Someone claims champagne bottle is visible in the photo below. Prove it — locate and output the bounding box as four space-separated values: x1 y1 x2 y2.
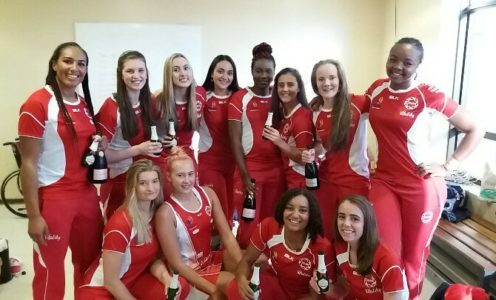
90 150 108 183
82 134 100 167
249 263 261 300
150 125 163 156
167 119 177 148
167 271 179 300
241 179 256 222
262 111 273 140
316 251 329 293
305 146 319 190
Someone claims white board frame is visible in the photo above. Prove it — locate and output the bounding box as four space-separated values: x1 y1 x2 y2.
75 22 203 111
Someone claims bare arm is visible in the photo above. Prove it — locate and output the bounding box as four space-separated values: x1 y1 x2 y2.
383 291 407 300
105 141 162 164
103 251 137 300
419 108 485 177
155 204 217 296
235 244 262 300
228 120 255 194
19 136 48 245
263 127 303 163
447 108 485 161
205 187 242 264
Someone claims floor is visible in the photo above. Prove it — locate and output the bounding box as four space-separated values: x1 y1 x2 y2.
0 204 437 299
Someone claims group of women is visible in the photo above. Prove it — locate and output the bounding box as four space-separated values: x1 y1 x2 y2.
17 37 484 300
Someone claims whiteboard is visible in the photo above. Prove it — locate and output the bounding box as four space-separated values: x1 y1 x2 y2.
75 23 203 112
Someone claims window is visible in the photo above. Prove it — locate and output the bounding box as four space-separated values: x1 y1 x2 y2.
451 0 496 179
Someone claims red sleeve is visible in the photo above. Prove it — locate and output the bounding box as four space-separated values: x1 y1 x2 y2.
292 108 315 149
421 84 459 118
376 244 406 293
364 78 388 101
249 217 278 252
351 94 369 114
228 89 245 122
102 210 132 253
18 88 50 139
95 97 118 140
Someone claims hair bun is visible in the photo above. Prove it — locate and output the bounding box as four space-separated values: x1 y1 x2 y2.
169 146 186 157
252 42 272 57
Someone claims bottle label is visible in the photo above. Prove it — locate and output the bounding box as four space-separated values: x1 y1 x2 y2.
84 154 95 166
170 138 177 147
317 277 329 290
306 178 318 187
93 169 108 181
242 208 255 219
252 290 260 300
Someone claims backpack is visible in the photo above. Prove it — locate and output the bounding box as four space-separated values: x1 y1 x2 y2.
442 183 470 223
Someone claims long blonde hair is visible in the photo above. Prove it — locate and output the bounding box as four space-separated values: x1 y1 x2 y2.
124 159 164 244
156 53 198 133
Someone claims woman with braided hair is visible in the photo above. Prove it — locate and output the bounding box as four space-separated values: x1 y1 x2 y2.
228 42 285 247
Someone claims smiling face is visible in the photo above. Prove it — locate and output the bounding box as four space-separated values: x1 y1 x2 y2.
168 158 195 195
212 60 234 95
135 170 160 203
315 63 339 101
252 58 275 92
386 43 422 90
283 195 310 233
122 58 147 93
52 46 87 94
172 56 192 88
277 72 299 106
337 200 364 248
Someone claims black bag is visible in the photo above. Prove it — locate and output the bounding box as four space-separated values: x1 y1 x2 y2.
0 238 12 284
442 183 470 223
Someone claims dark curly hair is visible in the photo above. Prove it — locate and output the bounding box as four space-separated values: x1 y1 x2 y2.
251 42 276 71
274 188 323 242
395 37 424 63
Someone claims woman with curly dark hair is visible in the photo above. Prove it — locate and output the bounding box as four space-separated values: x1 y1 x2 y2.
229 188 333 300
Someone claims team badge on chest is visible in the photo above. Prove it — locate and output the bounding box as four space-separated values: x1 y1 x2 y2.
404 97 419 110
298 257 311 271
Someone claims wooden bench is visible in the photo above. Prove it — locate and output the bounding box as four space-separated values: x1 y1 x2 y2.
430 216 496 292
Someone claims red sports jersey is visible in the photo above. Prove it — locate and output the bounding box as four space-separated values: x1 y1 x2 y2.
365 79 459 180
228 88 281 172
96 96 148 178
165 186 216 271
313 94 369 188
250 217 335 299
278 104 314 187
80 208 159 290
18 86 96 194
97 96 147 147
198 91 234 163
333 241 408 300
